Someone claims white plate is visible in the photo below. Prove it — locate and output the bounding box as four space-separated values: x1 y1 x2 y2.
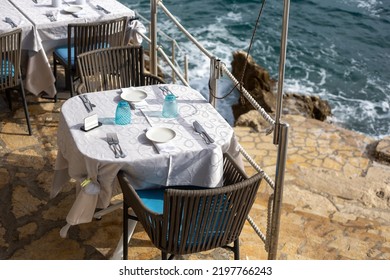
121 88 148 103
146 127 176 143
63 6 83 14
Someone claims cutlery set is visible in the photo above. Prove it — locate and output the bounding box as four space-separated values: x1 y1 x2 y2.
45 11 57 22
4 17 17 28
193 121 214 144
159 86 178 98
96 5 111 14
79 95 95 113
107 133 126 158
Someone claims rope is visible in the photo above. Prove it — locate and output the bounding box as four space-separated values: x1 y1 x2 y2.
238 144 275 189
223 65 275 126
209 0 267 100
246 215 267 244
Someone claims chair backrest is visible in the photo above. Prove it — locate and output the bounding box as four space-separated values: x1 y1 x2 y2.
68 16 128 76
161 156 263 255
0 29 22 90
77 45 164 92
118 154 263 257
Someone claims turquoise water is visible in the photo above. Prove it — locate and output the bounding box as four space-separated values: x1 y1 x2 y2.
120 0 390 137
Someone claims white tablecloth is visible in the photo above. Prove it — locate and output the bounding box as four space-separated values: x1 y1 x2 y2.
52 84 242 225
0 1 37 51
7 0 137 96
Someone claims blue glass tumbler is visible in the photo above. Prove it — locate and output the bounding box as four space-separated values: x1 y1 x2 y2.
115 101 131 125
162 93 178 118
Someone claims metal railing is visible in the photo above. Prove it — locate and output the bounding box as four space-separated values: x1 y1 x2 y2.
148 0 290 260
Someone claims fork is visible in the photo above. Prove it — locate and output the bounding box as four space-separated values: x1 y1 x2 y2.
158 86 179 98
107 134 119 158
111 133 126 158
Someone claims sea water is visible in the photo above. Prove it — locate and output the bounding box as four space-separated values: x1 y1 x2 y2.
120 0 390 138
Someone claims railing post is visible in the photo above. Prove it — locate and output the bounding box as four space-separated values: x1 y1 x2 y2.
273 0 290 145
150 0 158 76
184 54 189 83
268 122 288 260
209 57 222 107
171 40 176 83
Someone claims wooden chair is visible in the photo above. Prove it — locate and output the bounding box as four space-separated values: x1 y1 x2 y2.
52 16 128 99
77 45 164 93
117 154 264 260
0 29 32 135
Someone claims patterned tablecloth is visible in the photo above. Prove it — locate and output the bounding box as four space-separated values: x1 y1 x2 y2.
52 84 242 225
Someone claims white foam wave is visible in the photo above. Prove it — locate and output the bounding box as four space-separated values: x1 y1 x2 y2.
348 0 384 16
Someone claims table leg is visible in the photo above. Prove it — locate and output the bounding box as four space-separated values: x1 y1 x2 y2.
93 201 123 219
60 223 71 238
111 209 137 260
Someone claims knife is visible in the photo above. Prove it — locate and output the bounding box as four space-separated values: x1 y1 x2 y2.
96 5 111 14
193 121 215 143
79 95 91 113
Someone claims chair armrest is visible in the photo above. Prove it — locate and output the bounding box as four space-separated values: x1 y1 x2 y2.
144 73 165 85
76 83 86 95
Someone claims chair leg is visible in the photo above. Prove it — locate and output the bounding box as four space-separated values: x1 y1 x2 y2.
19 83 32 135
233 239 240 260
5 89 12 110
53 55 58 103
161 251 167 260
123 205 129 260
69 75 74 97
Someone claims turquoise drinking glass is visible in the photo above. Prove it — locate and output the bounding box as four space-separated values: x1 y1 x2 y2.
115 101 131 125
162 93 178 118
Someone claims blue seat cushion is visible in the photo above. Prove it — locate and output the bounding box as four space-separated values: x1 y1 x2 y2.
1 60 15 79
54 45 76 67
136 189 165 214
136 185 205 215
54 43 110 68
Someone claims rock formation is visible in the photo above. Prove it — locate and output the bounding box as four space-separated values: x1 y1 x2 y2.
230 50 332 124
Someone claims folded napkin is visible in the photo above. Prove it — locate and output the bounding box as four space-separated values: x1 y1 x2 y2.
130 100 148 109
153 141 176 154
74 11 88 18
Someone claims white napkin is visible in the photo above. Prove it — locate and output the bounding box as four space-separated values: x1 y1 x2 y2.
153 141 176 154
130 100 147 109
74 11 88 18
129 20 147 45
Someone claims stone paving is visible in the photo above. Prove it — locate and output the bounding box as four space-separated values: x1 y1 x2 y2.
1 91 389 260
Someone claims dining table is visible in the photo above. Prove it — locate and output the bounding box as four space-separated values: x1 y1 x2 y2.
51 84 243 258
6 0 138 97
